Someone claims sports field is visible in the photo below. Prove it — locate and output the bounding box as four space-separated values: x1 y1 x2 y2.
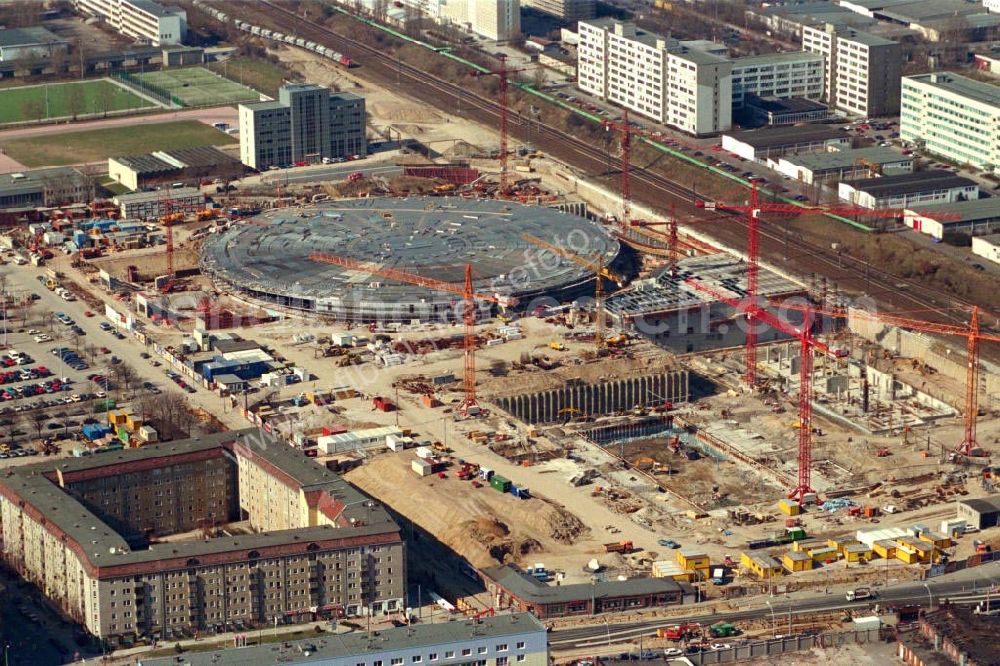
132 67 261 106
0 120 238 167
0 80 153 124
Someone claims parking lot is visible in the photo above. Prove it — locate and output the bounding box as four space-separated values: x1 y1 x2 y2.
0 262 192 463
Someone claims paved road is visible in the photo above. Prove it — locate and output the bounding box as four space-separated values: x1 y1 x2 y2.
550 562 1000 649
254 162 402 185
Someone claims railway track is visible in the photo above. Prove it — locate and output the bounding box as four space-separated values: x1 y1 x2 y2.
223 0 975 327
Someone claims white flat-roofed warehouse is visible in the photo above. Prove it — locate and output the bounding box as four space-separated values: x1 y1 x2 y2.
972 233 1000 265
722 126 850 162
774 146 913 185
904 198 1000 240
838 170 979 209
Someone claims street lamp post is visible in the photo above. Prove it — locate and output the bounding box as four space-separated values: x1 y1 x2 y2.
923 582 934 611
765 600 776 638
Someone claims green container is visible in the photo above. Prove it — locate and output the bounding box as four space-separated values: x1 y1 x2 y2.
93 399 117 412
117 425 129 444
490 474 511 492
786 527 806 541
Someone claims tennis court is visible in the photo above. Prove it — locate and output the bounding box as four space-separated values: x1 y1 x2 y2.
132 67 261 107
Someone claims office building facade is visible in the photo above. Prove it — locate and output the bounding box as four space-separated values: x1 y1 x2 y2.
901 72 1000 171
0 430 405 646
730 51 824 110
239 84 367 170
522 0 594 21
802 23 901 117
75 0 187 46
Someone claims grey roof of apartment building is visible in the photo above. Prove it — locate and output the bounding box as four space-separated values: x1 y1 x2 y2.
0 26 67 48
904 197 1000 222
0 429 397 572
240 99 288 112
731 51 824 68
906 72 1000 108
726 125 848 149
129 0 183 18
834 27 897 47
670 46 729 65
843 170 977 197
483 565 685 604
136 613 546 666
783 147 912 171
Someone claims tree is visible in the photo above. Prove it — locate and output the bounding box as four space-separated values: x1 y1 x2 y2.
30 410 46 441
83 342 97 362
114 362 136 396
65 83 86 120
95 82 116 117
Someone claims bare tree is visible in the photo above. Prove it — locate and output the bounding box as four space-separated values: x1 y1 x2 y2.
83 342 97 362
65 83 86 120
30 410 46 441
96 82 117 117
69 329 80 351
115 362 137 396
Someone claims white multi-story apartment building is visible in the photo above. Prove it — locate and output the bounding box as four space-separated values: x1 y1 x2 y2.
75 0 186 46
730 51 824 110
470 0 520 41
901 72 1000 171
987 0 1000 13
802 23 901 117
578 19 731 135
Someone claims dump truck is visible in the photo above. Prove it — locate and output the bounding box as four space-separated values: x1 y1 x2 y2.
603 540 633 553
548 341 566 351
846 587 874 602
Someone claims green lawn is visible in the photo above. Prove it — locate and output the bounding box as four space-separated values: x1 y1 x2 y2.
208 57 288 98
0 120 237 167
132 66 261 106
0 80 153 124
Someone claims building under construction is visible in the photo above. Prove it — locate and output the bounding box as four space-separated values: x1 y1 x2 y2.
200 197 620 322
604 254 808 354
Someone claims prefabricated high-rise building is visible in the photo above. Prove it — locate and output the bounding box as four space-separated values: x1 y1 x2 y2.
238 84 366 170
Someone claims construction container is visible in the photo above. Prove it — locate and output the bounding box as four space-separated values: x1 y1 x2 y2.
421 394 441 408
107 410 130 427
778 499 801 516
138 425 158 443
415 446 434 459
411 459 433 477
431 373 455 385
490 475 511 493
510 485 530 499
785 527 806 541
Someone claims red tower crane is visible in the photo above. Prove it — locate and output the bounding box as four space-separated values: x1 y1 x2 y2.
472 56 531 195
688 278 847 503
601 108 642 228
629 204 681 275
695 183 958 388
772 300 1000 456
158 192 182 293
308 252 515 414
